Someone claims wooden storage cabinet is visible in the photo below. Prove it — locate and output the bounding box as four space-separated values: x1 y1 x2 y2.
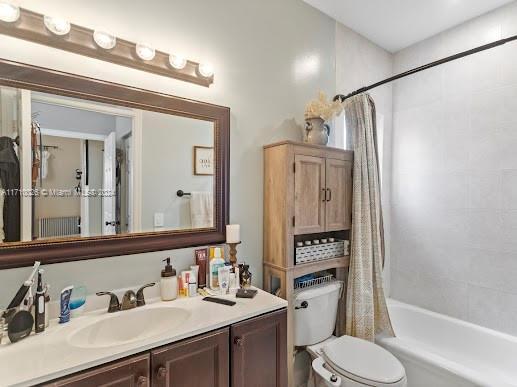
263 141 353 271
44 353 150 387
294 154 352 234
231 309 287 387
151 328 229 387
263 141 353 387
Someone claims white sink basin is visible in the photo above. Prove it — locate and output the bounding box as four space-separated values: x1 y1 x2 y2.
68 307 191 348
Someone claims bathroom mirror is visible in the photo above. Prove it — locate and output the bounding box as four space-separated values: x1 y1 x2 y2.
0 59 229 268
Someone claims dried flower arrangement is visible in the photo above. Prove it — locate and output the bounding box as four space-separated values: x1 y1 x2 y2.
304 91 343 121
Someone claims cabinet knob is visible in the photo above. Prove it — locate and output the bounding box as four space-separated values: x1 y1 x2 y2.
234 336 244 347
157 366 167 378
136 376 148 387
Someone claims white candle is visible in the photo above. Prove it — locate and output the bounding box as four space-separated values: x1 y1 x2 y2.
226 224 240 243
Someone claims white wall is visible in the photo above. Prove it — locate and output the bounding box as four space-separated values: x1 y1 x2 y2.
390 2 517 336
335 23 394 292
140 112 213 231
0 0 336 306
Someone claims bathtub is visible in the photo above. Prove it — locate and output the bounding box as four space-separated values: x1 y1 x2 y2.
377 299 517 387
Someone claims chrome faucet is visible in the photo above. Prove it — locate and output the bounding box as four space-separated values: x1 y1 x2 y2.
121 290 137 310
97 283 156 313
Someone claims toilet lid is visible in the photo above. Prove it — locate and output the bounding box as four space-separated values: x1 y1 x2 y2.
321 335 405 385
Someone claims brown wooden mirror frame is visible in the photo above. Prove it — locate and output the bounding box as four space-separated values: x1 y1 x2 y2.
0 58 229 269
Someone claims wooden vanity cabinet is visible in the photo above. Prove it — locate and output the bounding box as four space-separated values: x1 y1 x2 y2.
231 309 287 387
150 328 229 387
44 353 150 387
44 309 286 387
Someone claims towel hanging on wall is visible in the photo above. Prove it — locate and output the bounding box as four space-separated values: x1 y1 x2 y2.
190 191 213 229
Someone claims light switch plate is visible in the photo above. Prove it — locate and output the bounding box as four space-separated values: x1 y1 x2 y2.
154 212 164 227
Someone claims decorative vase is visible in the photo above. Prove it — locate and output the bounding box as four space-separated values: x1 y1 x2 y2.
304 117 330 146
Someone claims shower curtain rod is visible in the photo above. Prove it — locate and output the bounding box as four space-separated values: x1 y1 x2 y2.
333 33 517 102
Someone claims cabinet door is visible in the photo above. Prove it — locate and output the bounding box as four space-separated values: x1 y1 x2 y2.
294 154 326 234
151 328 229 387
44 354 150 387
325 158 352 231
231 309 287 387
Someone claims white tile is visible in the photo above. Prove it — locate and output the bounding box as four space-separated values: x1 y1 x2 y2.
468 285 504 331
468 121 502 171
500 293 517 336
469 87 506 131
466 210 503 250
468 250 508 292
497 123 517 169
500 210 517 254
390 268 422 305
434 172 468 210
469 47 505 93
500 44 517 87
501 85 517 124
418 274 469 320
467 171 502 209
500 1 517 38
421 245 470 283
502 170 517 209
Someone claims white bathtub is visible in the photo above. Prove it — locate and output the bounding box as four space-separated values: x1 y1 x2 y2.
377 299 517 387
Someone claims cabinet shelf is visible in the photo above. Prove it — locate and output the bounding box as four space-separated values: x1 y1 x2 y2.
292 256 350 278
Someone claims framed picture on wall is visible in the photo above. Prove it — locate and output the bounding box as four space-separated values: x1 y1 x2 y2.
193 146 214 175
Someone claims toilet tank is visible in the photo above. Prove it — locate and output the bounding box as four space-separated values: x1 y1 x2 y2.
294 282 342 346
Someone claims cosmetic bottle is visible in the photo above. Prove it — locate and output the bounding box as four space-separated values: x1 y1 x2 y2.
188 271 197 297
218 266 230 295
209 247 225 290
34 269 45 333
160 257 177 301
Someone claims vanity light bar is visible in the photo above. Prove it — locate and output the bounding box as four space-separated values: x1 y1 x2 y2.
0 5 214 87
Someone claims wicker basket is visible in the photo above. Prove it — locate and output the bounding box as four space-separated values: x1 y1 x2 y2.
295 239 349 265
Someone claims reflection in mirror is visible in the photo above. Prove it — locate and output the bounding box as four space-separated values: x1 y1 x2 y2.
0 86 215 245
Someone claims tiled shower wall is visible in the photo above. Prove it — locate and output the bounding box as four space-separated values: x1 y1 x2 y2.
390 2 517 336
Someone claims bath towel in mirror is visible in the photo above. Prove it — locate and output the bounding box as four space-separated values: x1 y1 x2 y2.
190 191 213 228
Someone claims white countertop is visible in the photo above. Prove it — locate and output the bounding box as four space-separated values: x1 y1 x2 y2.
0 288 287 387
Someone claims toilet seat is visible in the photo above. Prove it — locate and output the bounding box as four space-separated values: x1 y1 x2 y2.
320 335 406 387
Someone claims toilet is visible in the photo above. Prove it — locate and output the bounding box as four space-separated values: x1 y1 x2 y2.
294 282 407 387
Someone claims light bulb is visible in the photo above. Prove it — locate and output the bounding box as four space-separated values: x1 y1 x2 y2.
93 30 116 50
169 54 187 70
44 15 71 35
0 2 20 23
135 43 155 61
198 63 214 78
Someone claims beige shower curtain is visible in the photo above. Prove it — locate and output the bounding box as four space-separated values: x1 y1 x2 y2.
343 93 394 341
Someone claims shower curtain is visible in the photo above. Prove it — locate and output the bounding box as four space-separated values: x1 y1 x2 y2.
343 93 394 341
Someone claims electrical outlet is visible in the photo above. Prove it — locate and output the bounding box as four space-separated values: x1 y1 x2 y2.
154 212 164 227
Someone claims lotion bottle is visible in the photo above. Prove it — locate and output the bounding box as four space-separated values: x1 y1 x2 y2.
209 247 225 290
160 258 178 301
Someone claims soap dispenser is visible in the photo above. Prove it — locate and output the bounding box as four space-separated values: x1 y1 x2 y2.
161 258 178 301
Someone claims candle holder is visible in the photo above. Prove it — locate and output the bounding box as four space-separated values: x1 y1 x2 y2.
226 241 241 268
